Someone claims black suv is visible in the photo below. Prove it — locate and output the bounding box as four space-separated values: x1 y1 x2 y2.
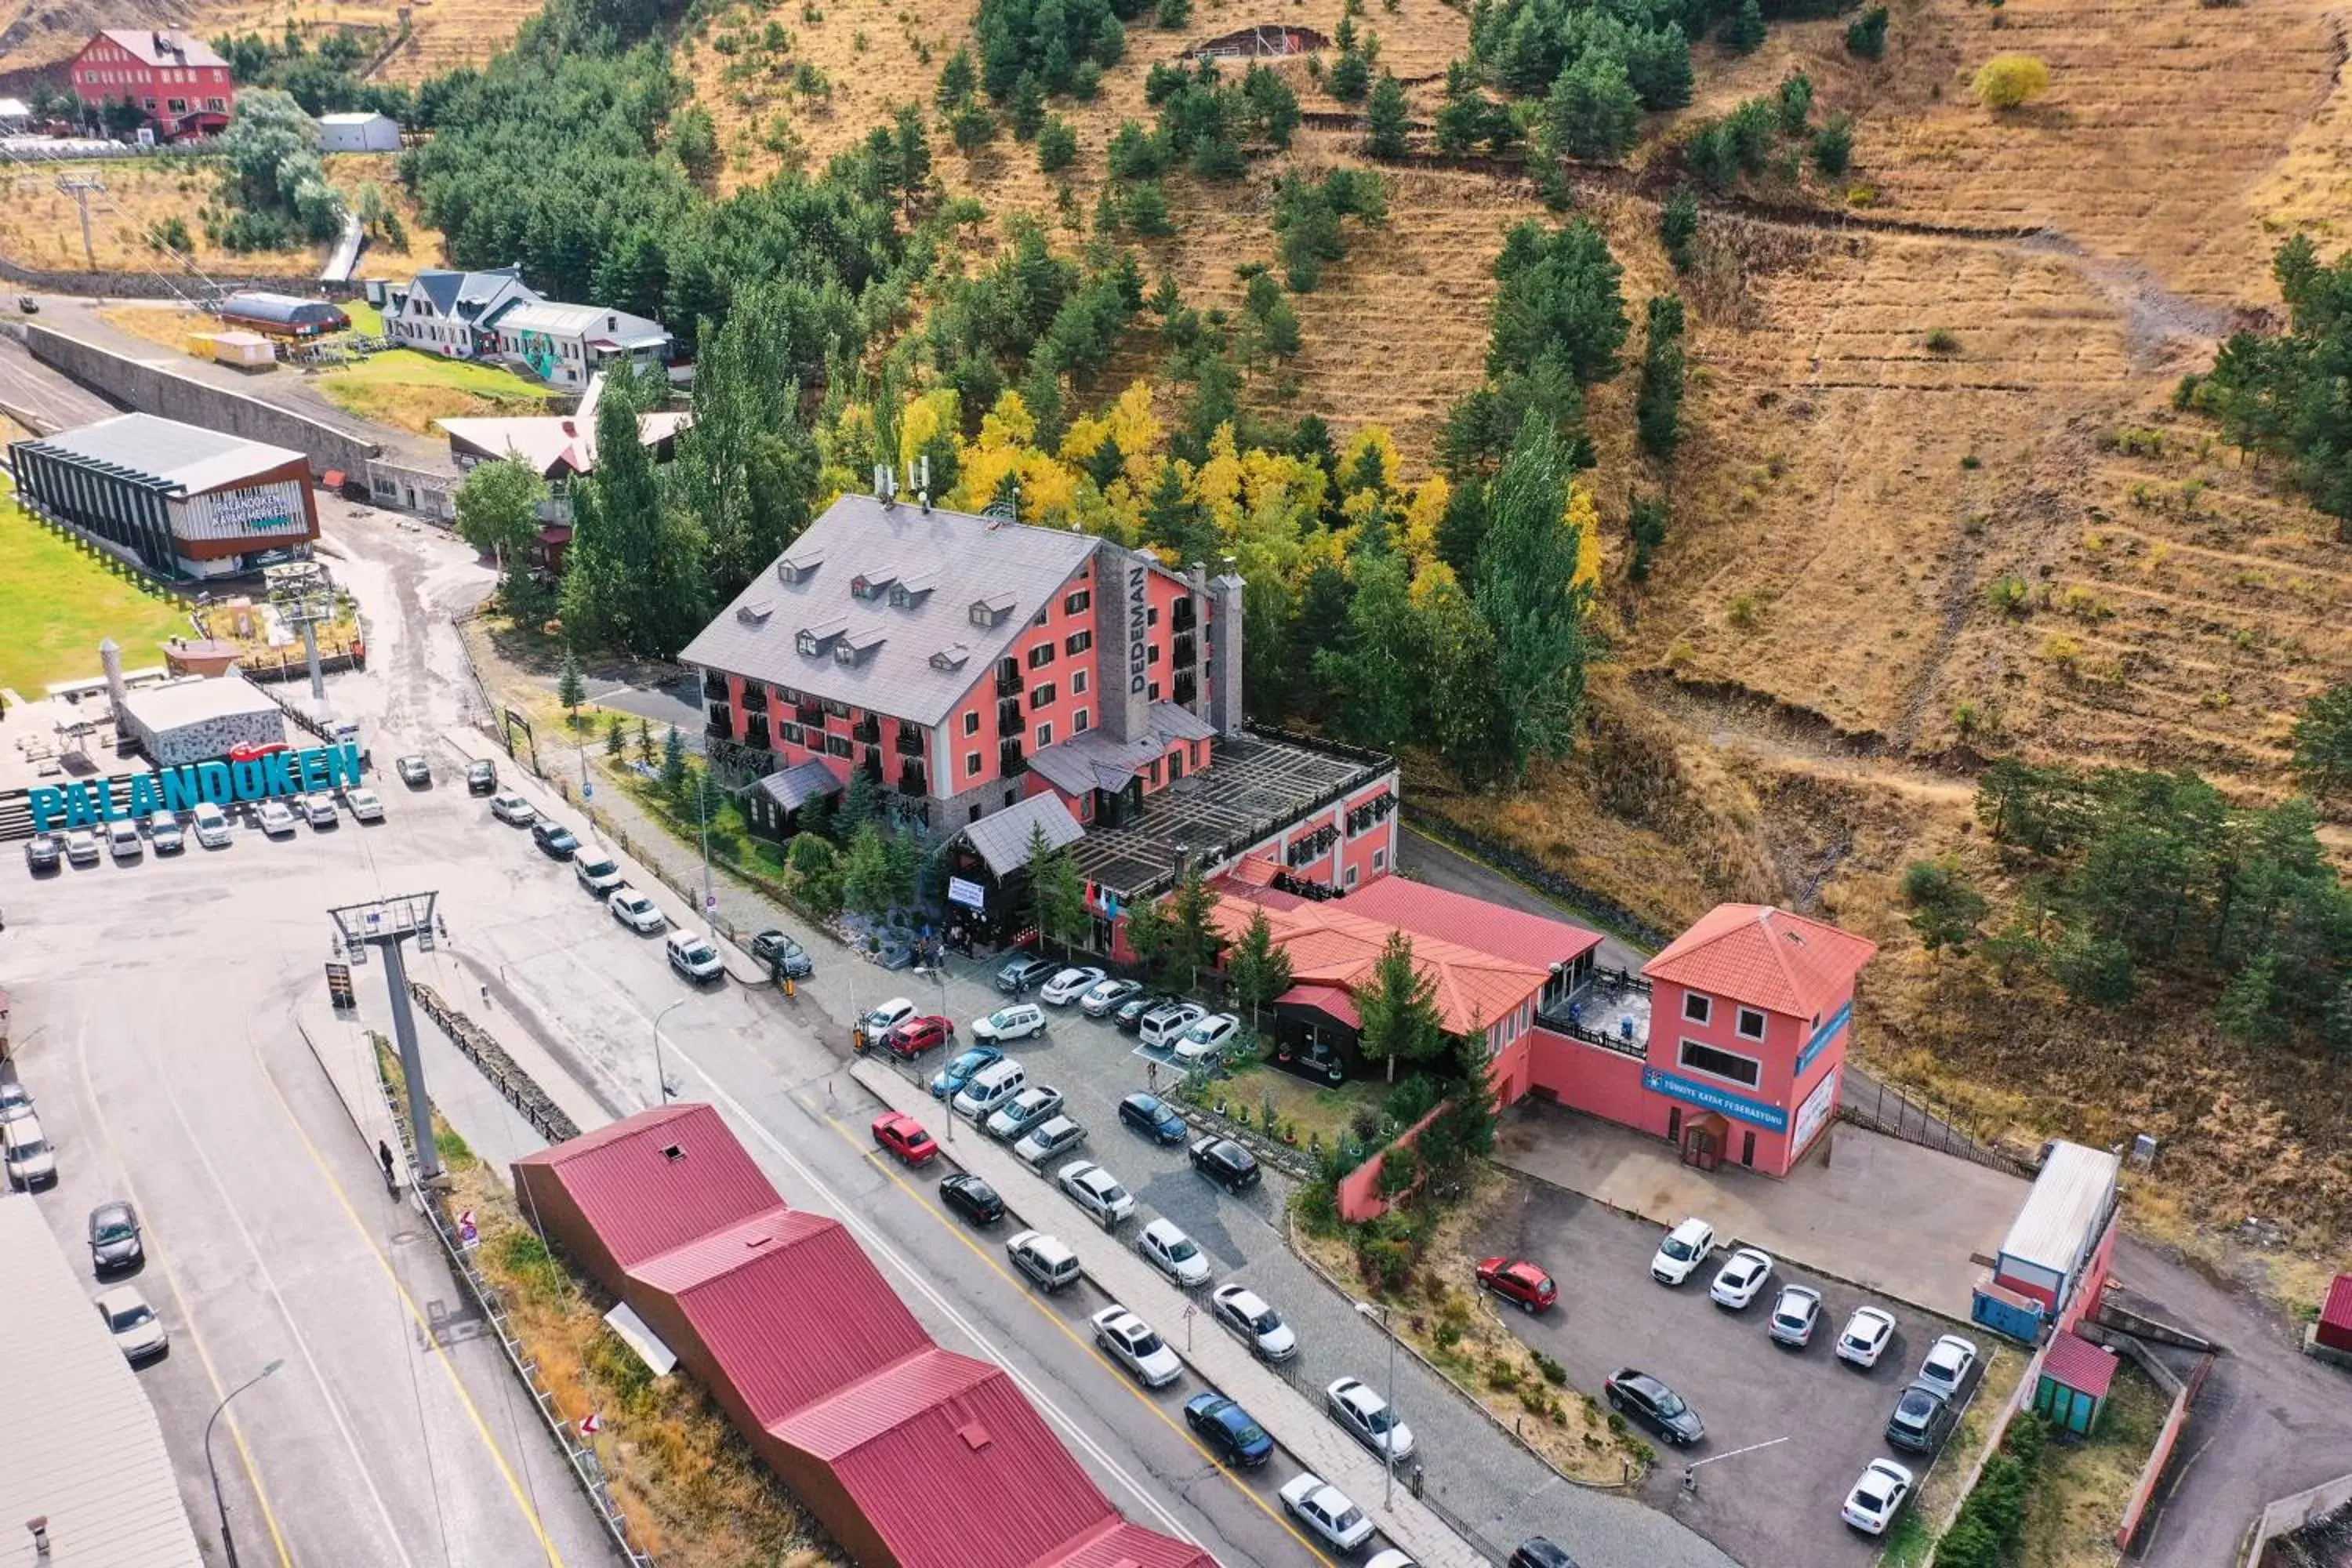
466 759 499 796
531 819 579 859
1885 1381 1955 1455
1604 1368 1704 1446
1189 1135 1261 1193
996 954 1058 995
750 929 815 978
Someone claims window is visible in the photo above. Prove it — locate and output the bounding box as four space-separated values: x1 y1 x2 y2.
1028 643 1055 670
1073 709 1090 734
1029 682 1055 710
1065 589 1091 615
1065 630 1092 655
1682 993 1712 1025
1679 1040 1762 1089
1736 1007 1767 1041
963 711 980 736
1072 669 1088 695
1035 722 1054 749
966 753 982 778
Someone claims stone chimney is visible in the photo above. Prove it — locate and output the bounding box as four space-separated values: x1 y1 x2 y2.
1208 558 1245 737
100 638 127 720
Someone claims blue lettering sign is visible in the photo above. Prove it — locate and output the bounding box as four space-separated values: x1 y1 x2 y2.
1795 1000 1852 1080
1642 1066 1790 1132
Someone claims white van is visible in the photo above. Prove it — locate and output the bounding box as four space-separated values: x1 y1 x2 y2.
953 1059 1028 1123
106 819 143 862
191 802 232 848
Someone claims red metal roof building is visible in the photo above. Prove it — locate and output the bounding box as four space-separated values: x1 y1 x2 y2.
514 1106 1213 1568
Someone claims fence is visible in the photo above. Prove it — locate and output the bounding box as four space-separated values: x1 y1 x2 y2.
1836 1073 2042 1180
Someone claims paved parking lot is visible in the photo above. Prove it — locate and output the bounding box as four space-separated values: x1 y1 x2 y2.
1465 1174 2008 1568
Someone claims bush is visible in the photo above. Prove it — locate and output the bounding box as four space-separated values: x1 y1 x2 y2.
1973 54 2050 111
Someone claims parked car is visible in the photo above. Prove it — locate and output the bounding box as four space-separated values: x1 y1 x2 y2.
1139 1001 1208 1050
489 791 536 826
871 1112 939 1166
1136 1218 1212 1287
972 1003 1047 1044
931 1046 1003 1101
96 1286 167 1363
1841 1458 1915 1536
1113 993 1174 1033
89 1201 143 1272
1476 1257 1559 1313
255 802 297 838
1092 1305 1183 1388
300 793 339 829
862 998 918 1038
1014 1116 1085 1169
531 819 579 858
665 930 724 982
1768 1284 1823 1347
996 954 1059 994
1118 1092 1189 1145
574 853 624 895
24 833 61 872
1189 1136 1260 1193
1171 1012 1240 1065
1604 1368 1704 1446
1080 977 1145 1017
5 1114 58 1189
940 1173 1005 1226
885 1015 955 1058
1058 1160 1136 1229
1199 1286 1297 1370
1327 1375 1416 1461
750 929 814 978
1884 1381 1955 1455
1836 1306 1897 1369
985 1085 1065 1143
1508 1541 1580 1568
466 759 498 795
1007 1230 1080 1292
191 803 232 848
1915 1334 1980 1402
609 888 666 934
1039 966 1106 1006
1710 1247 1774 1310
1278 1474 1375 1553
0 1082 34 1125
396 754 432 786
1185 1393 1273 1468
345 789 385 823
146 811 184 852
107 818 143 860
1650 1217 1717 1286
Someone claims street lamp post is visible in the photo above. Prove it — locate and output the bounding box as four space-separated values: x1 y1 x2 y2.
652 998 686 1105
1354 1298 1399 1507
205 1357 285 1568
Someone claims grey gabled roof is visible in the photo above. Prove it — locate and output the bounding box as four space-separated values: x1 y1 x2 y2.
960 792 1086 879
0 1200 203 1567
754 758 847 811
679 495 1102 730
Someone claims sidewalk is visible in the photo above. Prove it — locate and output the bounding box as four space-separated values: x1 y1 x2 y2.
854 1057 1494 1568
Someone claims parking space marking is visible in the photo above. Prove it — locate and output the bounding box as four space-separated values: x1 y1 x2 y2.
817 1112 1341 1563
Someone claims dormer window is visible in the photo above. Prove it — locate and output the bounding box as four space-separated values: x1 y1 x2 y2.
796 617 848 657
777 551 823 585
969 593 1017 627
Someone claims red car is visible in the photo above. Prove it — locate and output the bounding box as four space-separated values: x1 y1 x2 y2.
885 1014 956 1058
872 1112 939 1166
1477 1257 1559 1313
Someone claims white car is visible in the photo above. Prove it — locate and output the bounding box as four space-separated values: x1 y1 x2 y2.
1651 1216 1716 1285
1841 1457 1915 1535
1768 1283 1823 1347
574 852 624 894
1014 1115 1085 1168
1056 1160 1136 1229
608 887 667 933
146 810 183 852
345 788 385 822
302 793 339 828
1710 1247 1773 1310
1136 1218 1212 1287
489 791 536 826
96 1286 167 1363
1836 1305 1897 1369
191 802 231 848
64 828 101 865
1916 1334 1980 1401
1326 1375 1415 1461
1210 1283 1298 1361
1172 1012 1240 1065
256 801 298 837
1091 1305 1183 1388
1278 1473 1376 1553
972 1004 1047 1044
1039 966 1106 1006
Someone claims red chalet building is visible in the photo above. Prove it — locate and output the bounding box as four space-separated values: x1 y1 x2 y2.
67 30 233 140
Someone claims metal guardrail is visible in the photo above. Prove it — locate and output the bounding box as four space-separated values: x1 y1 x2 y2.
407 982 581 1144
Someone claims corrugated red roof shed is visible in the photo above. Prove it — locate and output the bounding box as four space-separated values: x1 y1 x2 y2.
1642 903 1878 1021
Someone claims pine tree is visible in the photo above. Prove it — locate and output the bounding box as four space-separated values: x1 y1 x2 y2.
1225 906 1294 1029
1472 415 1596 784
1353 930 1446 1080
558 648 586 726
1365 71 1410 159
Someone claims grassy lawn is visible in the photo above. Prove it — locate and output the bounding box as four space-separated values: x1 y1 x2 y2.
0 486 191 696
314 349 555 434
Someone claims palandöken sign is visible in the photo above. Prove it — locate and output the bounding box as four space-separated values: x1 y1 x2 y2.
30 742 365 832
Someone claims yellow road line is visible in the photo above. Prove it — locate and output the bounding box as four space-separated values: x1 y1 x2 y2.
811 1108 1332 1561
249 1036 568 1568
